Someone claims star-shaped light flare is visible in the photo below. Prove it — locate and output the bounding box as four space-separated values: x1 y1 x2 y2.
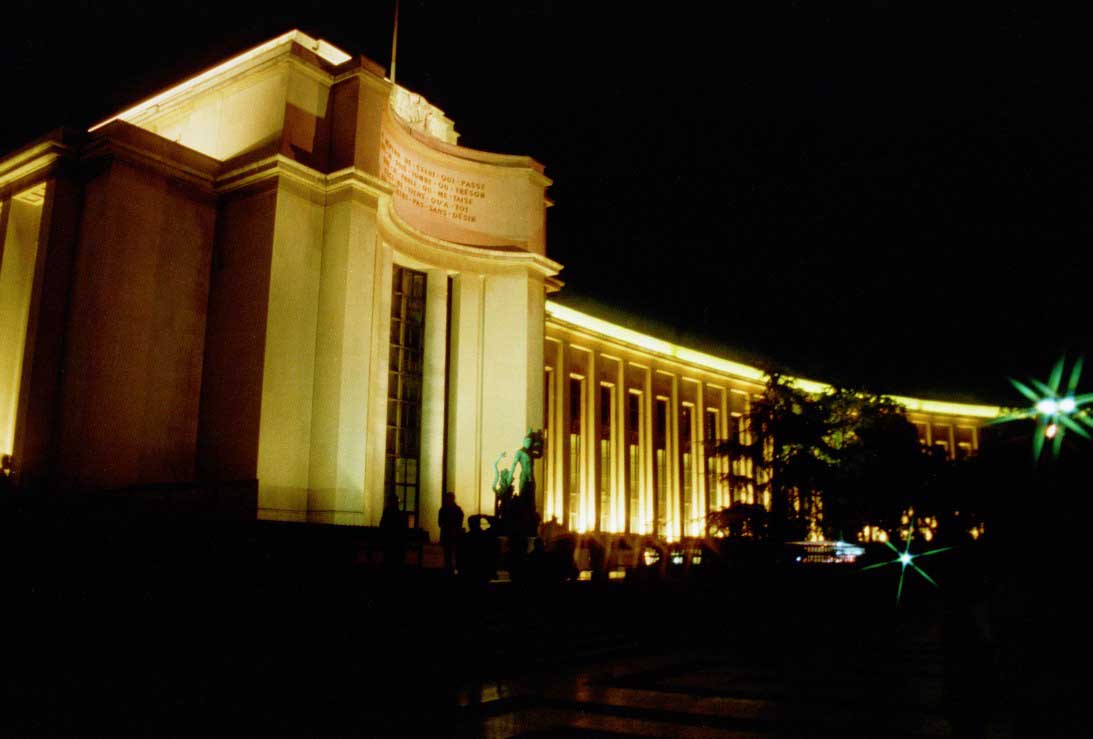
989 356 1093 460
862 529 952 604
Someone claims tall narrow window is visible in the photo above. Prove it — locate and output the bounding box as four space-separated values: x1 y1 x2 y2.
654 398 669 540
385 266 427 528
730 413 744 504
598 385 614 532
956 426 976 459
680 404 694 538
729 390 753 505
543 369 553 520
705 408 720 513
932 424 953 460
626 392 643 534
568 377 583 530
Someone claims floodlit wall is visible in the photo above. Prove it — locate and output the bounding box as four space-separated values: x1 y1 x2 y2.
54 159 215 489
543 304 999 541
99 31 345 166
253 179 324 521
306 186 382 525
196 185 277 483
329 66 390 176
147 64 290 161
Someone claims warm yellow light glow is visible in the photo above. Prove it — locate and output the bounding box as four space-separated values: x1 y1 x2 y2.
860 525 895 544
890 395 1002 420
1 189 45 459
546 302 765 383
545 302 1004 421
89 31 352 132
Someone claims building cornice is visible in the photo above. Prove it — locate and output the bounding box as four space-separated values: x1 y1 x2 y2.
333 65 391 94
545 301 1004 421
324 167 392 207
88 31 346 132
379 197 562 278
0 134 72 199
82 122 218 195
216 153 320 195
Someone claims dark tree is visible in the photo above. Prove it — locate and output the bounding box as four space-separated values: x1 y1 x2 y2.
709 374 950 543
823 388 926 540
711 372 835 542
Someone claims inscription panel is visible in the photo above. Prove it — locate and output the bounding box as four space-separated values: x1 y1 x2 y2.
381 136 487 225
379 110 537 249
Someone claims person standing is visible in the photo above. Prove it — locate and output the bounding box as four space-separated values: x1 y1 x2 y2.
380 491 407 571
438 492 464 575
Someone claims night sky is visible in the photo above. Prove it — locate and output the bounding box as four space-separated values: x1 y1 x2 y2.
5 1 1091 405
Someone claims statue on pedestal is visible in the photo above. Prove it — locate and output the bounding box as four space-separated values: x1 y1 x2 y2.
491 429 544 539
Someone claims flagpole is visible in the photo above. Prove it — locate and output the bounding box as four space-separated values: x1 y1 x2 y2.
389 0 400 85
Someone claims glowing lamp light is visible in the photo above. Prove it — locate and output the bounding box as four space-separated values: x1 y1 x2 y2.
1036 399 1059 415
863 529 952 604
995 356 1093 460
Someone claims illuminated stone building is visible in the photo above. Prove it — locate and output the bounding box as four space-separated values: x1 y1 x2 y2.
0 32 999 542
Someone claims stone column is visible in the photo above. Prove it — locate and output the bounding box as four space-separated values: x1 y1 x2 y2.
446 273 485 515
418 268 449 540
255 180 324 521
307 189 379 525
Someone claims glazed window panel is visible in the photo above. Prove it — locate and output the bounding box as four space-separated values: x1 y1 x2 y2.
680 404 694 538
654 398 669 540
384 265 427 528
957 426 976 455
705 408 721 512
599 384 615 532
568 376 584 530
544 368 553 520
932 424 953 459
626 391 644 534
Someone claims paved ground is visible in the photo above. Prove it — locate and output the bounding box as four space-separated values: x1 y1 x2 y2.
3 515 1082 738
441 568 998 738
456 618 965 738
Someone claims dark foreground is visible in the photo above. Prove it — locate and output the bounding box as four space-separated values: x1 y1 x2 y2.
2 512 1085 738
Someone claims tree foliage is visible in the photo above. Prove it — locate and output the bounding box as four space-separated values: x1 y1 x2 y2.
709 372 955 542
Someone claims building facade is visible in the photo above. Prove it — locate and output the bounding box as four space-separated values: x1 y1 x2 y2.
0 32 999 541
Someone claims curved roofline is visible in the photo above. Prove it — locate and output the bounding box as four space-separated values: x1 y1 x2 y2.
389 101 547 176
545 301 1003 420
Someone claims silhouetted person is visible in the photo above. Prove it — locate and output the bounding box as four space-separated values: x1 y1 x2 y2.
380 491 407 571
462 515 498 584
540 515 561 544
438 492 464 575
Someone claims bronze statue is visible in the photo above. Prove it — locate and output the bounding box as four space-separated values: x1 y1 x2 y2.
490 429 544 538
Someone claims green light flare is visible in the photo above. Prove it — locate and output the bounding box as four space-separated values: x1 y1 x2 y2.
990 356 1093 461
862 529 952 604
